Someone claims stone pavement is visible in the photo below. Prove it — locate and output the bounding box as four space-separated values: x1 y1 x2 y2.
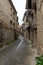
0 36 38 65
26 48 38 65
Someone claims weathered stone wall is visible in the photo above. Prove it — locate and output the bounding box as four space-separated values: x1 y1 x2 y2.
37 0 43 54
0 0 17 26
3 28 14 41
23 0 37 46
0 0 18 47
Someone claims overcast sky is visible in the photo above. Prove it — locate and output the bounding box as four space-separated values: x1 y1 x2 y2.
12 0 26 25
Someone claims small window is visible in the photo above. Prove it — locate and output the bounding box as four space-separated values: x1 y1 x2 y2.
0 23 1 27
13 23 15 26
33 2 36 11
32 13 34 19
16 17 18 22
26 19 28 22
0 23 1 25
10 20 12 25
26 0 31 9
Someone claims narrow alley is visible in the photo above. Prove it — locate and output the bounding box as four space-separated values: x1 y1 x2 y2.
0 0 43 65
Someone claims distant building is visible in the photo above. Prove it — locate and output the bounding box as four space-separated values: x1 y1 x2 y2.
23 0 37 45
0 0 18 47
23 11 31 40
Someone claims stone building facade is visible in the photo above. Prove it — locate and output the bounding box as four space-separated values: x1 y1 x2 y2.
23 0 37 45
0 0 18 47
23 0 43 54
23 11 31 40
37 0 43 54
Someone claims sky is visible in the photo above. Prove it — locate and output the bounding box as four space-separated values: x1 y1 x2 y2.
12 0 26 25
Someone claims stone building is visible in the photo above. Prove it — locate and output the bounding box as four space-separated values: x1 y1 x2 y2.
23 11 31 40
37 0 43 54
23 0 43 54
23 0 37 45
0 0 18 47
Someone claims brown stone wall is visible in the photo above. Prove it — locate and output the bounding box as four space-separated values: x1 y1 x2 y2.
37 0 43 54
3 28 14 42
0 0 18 47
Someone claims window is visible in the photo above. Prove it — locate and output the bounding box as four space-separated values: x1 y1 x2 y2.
0 23 1 28
11 7 12 16
26 19 28 22
33 2 36 11
17 17 18 21
26 0 31 9
13 23 15 26
10 20 12 25
32 13 34 19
